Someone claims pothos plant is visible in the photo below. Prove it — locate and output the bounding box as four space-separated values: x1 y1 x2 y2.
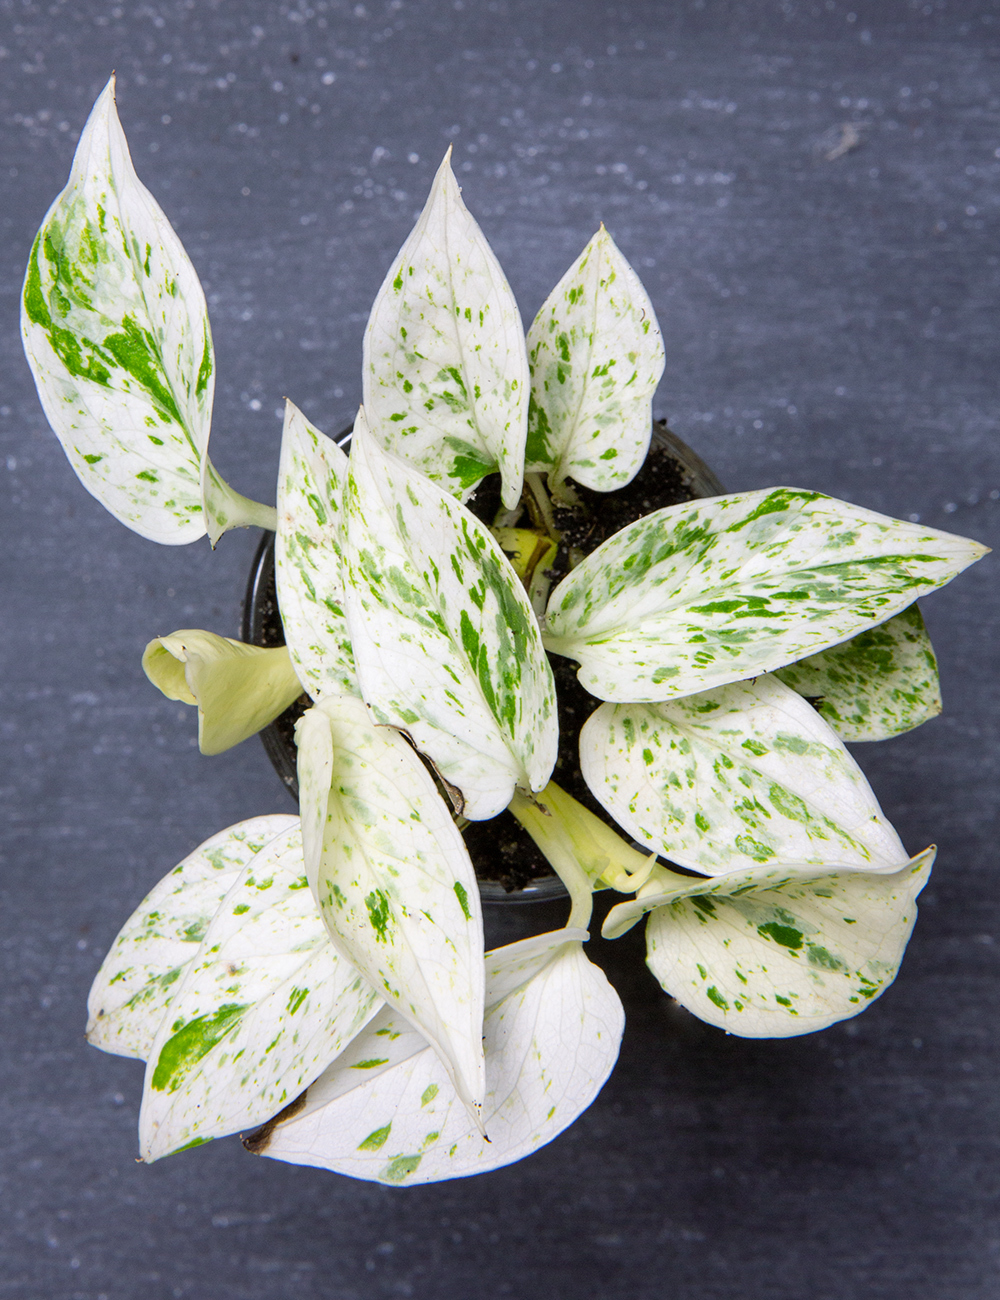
22 79 987 1186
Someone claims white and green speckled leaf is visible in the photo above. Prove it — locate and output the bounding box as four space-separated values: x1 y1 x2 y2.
247 928 624 1185
21 78 273 546
343 411 556 820
580 676 907 876
295 694 487 1125
543 487 987 703
142 629 303 755
139 822 381 1161
362 149 529 510
774 602 941 742
275 401 359 701
525 226 664 494
639 847 935 1037
86 814 298 1060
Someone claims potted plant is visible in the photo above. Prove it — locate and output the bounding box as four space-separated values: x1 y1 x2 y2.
21 78 987 1186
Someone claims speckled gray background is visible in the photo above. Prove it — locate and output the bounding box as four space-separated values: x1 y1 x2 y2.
2 2 999 1297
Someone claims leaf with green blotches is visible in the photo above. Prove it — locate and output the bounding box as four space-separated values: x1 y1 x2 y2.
362 149 529 510
774 602 941 742
295 694 486 1126
543 487 987 703
246 929 624 1185
275 401 359 701
142 629 303 754
343 411 556 820
87 814 298 1060
580 676 907 876
525 226 664 494
630 847 935 1037
139 822 381 1161
20 78 273 545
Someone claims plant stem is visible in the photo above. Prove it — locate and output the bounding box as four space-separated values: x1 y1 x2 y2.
523 472 560 542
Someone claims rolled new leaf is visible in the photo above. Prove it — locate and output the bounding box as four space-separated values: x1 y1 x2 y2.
580 676 907 875
362 149 529 510
20 77 274 545
143 630 303 755
343 411 557 820
626 848 935 1037
275 400 359 701
139 823 381 1161
245 929 625 1185
544 487 988 703
525 225 665 494
87 814 298 1060
774 602 941 742
295 695 487 1126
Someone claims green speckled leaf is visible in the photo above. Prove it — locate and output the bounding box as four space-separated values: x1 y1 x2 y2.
275 401 359 701
639 847 934 1037
343 412 556 820
142 629 303 754
86 814 298 1060
21 78 273 545
525 226 664 493
249 929 624 1185
544 487 987 703
139 822 381 1161
362 149 529 510
774 602 941 742
295 694 486 1124
580 676 907 875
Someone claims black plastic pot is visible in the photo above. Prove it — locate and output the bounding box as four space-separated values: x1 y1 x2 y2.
241 422 724 902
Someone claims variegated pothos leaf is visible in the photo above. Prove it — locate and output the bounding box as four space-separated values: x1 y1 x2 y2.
86 814 298 1059
343 412 556 820
139 823 381 1161
774 602 941 742
525 226 665 493
580 676 907 875
362 149 529 510
275 401 359 701
295 694 487 1123
641 848 935 1037
247 929 625 1185
543 487 987 703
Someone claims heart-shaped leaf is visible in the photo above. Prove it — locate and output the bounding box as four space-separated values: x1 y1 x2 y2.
21 78 273 545
580 676 907 875
245 929 625 1185
343 411 556 820
544 487 987 703
775 602 941 742
87 814 298 1059
295 694 487 1124
525 226 665 494
139 823 381 1161
635 847 935 1036
274 401 359 701
362 149 529 510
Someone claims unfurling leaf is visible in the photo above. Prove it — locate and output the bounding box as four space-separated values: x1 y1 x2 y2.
20 78 274 545
580 676 907 875
87 814 298 1060
635 847 935 1037
343 412 556 820
775 602 941 742
246 929 624 1185
143 629 303 754
274 400 359 701
525 226 665 494
362 149 529 509
139 822 380 1161
543 487 988 703
294 694 487 1124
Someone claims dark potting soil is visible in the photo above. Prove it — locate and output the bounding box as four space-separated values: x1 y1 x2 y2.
250 422 716 892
